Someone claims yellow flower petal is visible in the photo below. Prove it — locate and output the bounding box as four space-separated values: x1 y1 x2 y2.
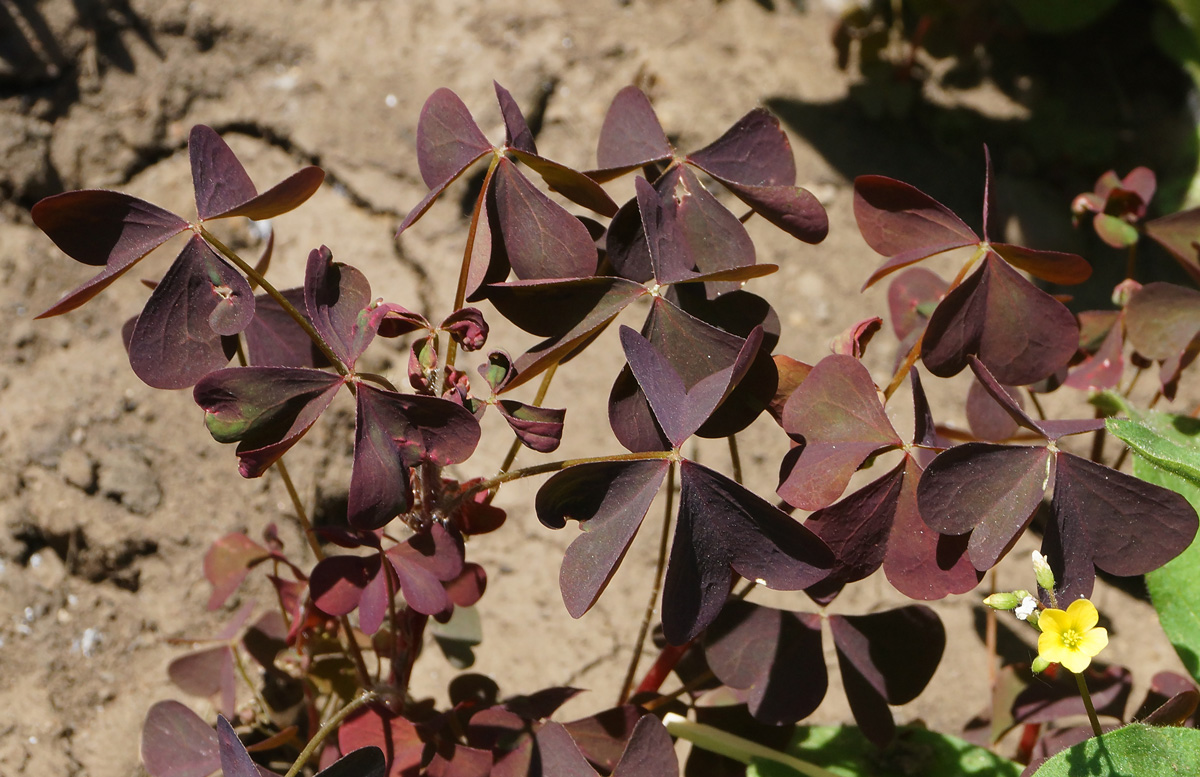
1064 598 1099 631
1038 608 1070 633
1038 631 1072 665
1034 597 1108 674
1078 627 1108 657
1059 649 1093 674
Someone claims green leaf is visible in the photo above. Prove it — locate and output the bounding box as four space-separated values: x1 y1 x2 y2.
1106 416 1200 487
1032 723 1200 775
1008 0 1119 33
1138 455 1200 684
745 725 1021 777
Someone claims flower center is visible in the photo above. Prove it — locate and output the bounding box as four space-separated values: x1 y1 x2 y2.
1061 628 1082 649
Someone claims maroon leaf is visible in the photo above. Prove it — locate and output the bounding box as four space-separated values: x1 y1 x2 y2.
988 243 1091 285
663 166 759 289
882 457 981 599
141 700 220 777
1125 282 1200 362
169 646 236 718
967 356 1103 440
204 533 270 610
318 748 387 777
562 707 642 772
662 461 833 644
338 706 424 777
1063 314 1124 392
829 317 882 358
1011 665 1131 725
194 366 344 478
529 722 600 777
305 246 376 368
310 553 379 617
189 125 258 220
829 606 945 747
1048 452 1198 599
620 325 762 448
494 81 536 154
33 191 188 317
703 600 827 724
445 563 487 608
217 716 262 777
244 288 330 368
537 460 671 618
492 158 598 280
497 400 566 453
887 266 947 341
210 162 324 222
966 374 1022 442
593 86 673 179
687 109 796 188
416 88 493 191
350 385 480 529
128 235 253 388
778 354 902 510
426 745 492 777
441 307 489 352
1146 208 1200 283
710 179 829 244
854 175 977 288
921 254 1078 386
802 460 905 604
511 149 620 217
480 350 517 392
918 443 1051 570
605 195 654 283
610 713 679 777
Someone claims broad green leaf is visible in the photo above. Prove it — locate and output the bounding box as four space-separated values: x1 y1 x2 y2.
1138 456 1200 683
1032 723 1200 776
745 725 1020 777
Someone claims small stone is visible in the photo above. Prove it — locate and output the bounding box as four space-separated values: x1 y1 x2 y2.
96 446 161 515
28 550 66 590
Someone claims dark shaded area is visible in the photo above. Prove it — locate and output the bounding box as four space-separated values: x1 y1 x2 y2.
12 521 157 591
770 0 1198 310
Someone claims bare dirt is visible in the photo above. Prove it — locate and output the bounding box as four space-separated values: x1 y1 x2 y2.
0 1 1190 775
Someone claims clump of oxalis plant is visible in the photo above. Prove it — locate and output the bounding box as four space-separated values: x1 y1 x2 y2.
30 81 1200 776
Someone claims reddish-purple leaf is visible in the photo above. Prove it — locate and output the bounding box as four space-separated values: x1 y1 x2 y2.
497 400 566 453
829 606 945 747
593 86 673 179
141 700 220 777
883 456 981 599
1125 281 1200 362
492 158 598 280
1146 208 1200 283
967 356 1103 440
687 109 796 188
829 317 882 359
338 706 424 777
1063 315 1125 392
217 716 262 777
610 712 680 777
966 375 1021 442
853 175 977 262
887 266 947 341
511 150 619 217
350 385 480 529
703 600 826 725
441 307 489 352
386 544 452 618
244 288 330 368
189 125 321 221
203 533 270 610
767 355 812 426
620 325 762 448
33 191 189 317
918 443 1051 570
921 254 1079 386
537 460 670 618
480 350 517 393
802 460 905 604
445 563 487 608
989 243 1091 285
169 646 236 718
660 166 759 290
317 748 387 777
605 195 654 283
495 81 536 154
128 235 253 388
426 746 491 777
1011 665 1131 725
194 366 344 478
310 553 379 617
416 88 493 190
530 722 600 777
562 707 642 773
778 354 902 510
305 246 376 368
910 368 938 448
711 179 829 244
662 461 833 644
1048 451 1198 599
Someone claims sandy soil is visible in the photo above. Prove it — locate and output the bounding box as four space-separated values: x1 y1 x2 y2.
0 1 1192 775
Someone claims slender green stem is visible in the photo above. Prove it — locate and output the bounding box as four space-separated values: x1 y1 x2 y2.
284 690 377 777
1125 240 1138 280
274 458 372 687
232 643 274 724
201 226 348 376
446 154 501 372
727 435 742 485
1075 671 1103 738
618 461 676 705
663 713 843 777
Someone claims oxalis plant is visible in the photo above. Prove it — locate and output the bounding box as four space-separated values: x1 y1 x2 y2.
29 81 1200 776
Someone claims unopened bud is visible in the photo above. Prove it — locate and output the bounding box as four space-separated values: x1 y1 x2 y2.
1031 656 1051 674
984 592 1022 610
1032 551 1056 593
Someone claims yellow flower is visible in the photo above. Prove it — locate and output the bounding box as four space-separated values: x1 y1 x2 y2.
1037 598 1108 673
